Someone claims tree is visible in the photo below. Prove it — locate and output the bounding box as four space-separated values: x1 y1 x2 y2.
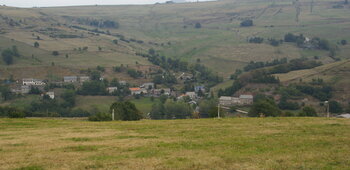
61 90 76 108
164 100 193 119
340 40 347 45
240 19 253 27
12 46 19 57
150 102 166 119
249 97 281 117
34 41 40 48
329 101 343 114
90 71 101 81
199 99 220 118
195 22 202 29
0 85 12 101
110 101 142 121
299 106 317 117
2 49 14 65
52 51 59 56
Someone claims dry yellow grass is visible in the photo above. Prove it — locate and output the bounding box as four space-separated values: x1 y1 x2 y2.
0 118 350 170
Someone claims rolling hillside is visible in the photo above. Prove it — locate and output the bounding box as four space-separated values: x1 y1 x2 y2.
1 0 350 79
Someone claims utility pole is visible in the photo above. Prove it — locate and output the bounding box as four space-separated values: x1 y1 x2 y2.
217 103 220 119
112 109 115 121
325 101 330 118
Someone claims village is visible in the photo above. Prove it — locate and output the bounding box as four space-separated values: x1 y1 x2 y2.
8 75 254 114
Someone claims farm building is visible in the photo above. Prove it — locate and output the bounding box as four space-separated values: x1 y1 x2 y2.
64 76 78 83
219 95 254 106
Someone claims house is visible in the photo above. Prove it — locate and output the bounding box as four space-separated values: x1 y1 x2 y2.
79 76 90 82
46 92 55 99
141 83 155 89
219 96 238 106
239 95 254 105
129 88 147 95
22 78 45 86
151 88 171 96
64 76 78 83
107 87 118 94
194 85 205 93
219 95 254 106
21 85 30 94
185 92 197 100
162 88 171 96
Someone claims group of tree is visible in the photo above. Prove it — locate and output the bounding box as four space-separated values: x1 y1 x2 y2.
153 72 177 85
243 58 288 72
150 99 193 119
296 84 332 101
1 46 19 65
0 85 12 101
0 106 25 118
137 49 222 87
248 37 264 43
93 101 142 121
268 58 322 74
127 69 143 79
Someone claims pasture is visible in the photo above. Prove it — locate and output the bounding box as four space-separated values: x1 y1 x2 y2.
0 117 349 169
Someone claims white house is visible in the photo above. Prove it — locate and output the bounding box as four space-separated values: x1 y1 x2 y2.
239 95 254 105
219 95 254 106
79 76 90 82
185 92 197 100
21 85 30 94
107 87 118 94
22 78 45 86
46 92 55 99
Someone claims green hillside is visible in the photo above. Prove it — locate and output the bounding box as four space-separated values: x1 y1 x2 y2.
1 0 350 78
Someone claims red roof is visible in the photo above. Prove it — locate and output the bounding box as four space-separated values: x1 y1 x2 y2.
129 88 141 91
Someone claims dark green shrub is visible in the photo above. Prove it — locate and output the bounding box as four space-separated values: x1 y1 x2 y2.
88 113 112 121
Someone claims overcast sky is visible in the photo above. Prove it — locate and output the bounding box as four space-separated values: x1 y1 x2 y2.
0 0 208 8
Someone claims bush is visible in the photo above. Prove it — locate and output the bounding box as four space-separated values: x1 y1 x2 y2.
195 22 202 29
340 40 347 45
34 41 40 48
299 106 317 117
249 37 264 43
52 51 59 56
329 101 343 114
240 19 253 27
8 108 25 118
2 49 14 65
88 113 112 121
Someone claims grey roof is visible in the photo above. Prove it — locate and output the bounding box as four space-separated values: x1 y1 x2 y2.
239 95 253 99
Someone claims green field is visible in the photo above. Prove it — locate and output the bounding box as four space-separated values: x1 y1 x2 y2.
0 118 349 169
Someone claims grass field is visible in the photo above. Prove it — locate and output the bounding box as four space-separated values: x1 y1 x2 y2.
0 118 349 169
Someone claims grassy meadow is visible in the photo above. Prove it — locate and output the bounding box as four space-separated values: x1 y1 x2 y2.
0 117 350 169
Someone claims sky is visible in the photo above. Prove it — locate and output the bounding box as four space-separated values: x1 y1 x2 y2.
0 0 206 8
